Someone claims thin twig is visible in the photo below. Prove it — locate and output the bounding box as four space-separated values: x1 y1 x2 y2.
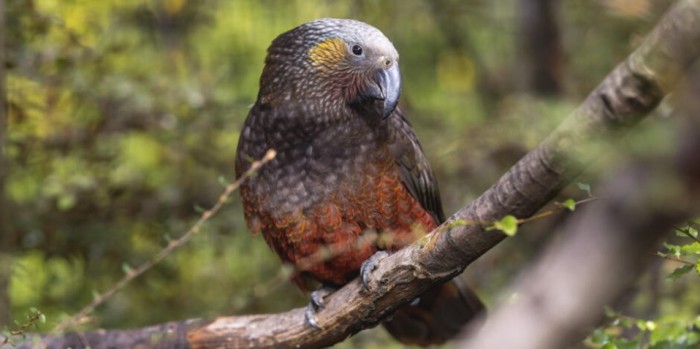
53 149 277 332
656 253 695 265
517 197 598 225
1 310 43 347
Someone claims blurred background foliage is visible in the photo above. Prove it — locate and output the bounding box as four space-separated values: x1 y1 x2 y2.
1 0 698 347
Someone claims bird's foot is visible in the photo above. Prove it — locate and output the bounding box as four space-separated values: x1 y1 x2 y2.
304 286 336 330
360 250 390 292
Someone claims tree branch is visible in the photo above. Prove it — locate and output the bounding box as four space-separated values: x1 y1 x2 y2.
459 56 700 349
17 0 700 348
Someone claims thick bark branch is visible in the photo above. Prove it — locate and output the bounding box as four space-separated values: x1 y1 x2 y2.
17 0 700 348
459 60 700 349
459 158 699 349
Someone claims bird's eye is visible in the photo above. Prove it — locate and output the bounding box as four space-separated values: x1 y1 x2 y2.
351 45 363 56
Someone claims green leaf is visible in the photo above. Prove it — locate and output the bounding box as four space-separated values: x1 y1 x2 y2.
560 198 576 211
649 321 687 345
680 242 700 255
620 317 632 328
577 182 592 196
218 175 229 187
637 320 656 331
590 328 609 345
492 215 518 236
193 203 206 214
667 264 693 280
664 243 682 257
121 262 133 275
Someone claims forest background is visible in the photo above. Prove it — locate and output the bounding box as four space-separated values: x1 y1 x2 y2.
1 1 698 347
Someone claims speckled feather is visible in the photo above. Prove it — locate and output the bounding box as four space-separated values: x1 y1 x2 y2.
235 18 482 345
235 19 439 287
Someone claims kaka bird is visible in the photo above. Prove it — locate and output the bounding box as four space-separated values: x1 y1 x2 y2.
235 18 484 346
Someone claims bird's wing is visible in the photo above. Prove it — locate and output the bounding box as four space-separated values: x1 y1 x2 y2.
388 109 446 224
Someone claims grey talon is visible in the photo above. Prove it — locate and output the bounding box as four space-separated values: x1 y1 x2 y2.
360 251 390 290
304 303 322 330
303 286 336 330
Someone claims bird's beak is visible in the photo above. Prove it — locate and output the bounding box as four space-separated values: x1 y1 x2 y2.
366 63 401 119
379 63 401 119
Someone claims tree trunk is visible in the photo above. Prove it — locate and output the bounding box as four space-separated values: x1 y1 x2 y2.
518 0 564 96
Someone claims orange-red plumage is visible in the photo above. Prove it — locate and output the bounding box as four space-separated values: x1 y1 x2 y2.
241 150 436 289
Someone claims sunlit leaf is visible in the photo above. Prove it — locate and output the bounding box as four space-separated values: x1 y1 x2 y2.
560 198 576 211
491 215 518 236
680 242 700 255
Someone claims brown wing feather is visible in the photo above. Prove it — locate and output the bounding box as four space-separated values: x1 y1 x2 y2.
388 108 446 223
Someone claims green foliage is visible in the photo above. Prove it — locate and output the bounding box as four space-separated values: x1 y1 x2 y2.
660 224 700 280
587 225 700 349
589 311 700 349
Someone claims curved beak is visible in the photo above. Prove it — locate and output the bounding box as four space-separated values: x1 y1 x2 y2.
379 64 401 119
366 63 402 119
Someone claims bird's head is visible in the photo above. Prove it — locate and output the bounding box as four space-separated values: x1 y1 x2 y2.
259 18 401 120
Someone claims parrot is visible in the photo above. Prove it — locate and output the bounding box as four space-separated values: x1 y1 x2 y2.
235 18 484 346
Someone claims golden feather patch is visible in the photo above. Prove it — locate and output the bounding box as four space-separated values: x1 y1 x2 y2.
308 38 346 66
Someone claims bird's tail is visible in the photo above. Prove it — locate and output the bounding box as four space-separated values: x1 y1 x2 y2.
382 277 485 346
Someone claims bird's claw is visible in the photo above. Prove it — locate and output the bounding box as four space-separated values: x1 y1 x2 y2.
304 304 322 330
360 250 390 292
304 286 335 330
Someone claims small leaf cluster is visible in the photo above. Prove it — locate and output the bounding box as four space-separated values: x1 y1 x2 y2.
661 225 700 279
589 309 699 349
1 308 45 347
587 224 700 349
